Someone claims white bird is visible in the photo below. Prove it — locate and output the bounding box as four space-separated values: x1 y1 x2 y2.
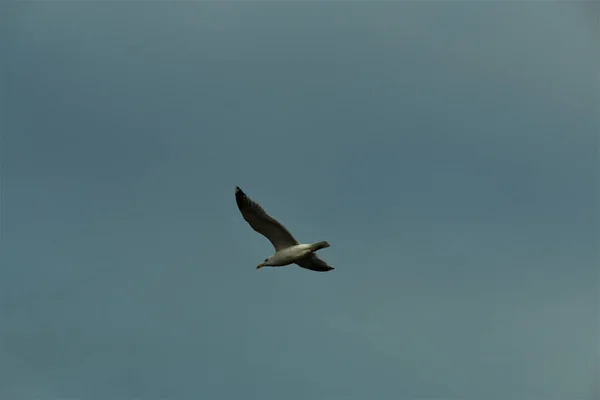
235 186 335 272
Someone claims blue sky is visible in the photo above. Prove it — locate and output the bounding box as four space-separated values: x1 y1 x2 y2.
1 2 598 400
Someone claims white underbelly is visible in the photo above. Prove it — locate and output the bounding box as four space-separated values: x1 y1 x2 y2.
270 244 312 266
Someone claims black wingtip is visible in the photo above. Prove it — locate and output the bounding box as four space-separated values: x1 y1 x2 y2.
235 186 246 208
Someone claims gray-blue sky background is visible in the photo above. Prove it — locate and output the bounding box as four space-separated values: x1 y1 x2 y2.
1 1 599 400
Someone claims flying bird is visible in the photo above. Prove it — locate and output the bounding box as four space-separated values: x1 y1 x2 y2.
235 186 334 272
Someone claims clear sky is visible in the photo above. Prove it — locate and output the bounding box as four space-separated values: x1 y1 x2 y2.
2 2 599 400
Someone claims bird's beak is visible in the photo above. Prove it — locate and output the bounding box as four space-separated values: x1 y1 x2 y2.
256 263 265 269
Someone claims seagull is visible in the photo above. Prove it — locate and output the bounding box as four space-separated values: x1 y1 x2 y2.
235 186 335 272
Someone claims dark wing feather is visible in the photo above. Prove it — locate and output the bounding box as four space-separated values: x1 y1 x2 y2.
235 186 299 251
295 253 335 272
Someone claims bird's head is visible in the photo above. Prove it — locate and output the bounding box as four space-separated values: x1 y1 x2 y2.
256 258 271 269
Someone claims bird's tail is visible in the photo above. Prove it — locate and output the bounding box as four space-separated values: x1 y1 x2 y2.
310 241 330 252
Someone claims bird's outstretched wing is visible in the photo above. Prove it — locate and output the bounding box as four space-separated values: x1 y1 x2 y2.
235 186 299 251
295 253 335 272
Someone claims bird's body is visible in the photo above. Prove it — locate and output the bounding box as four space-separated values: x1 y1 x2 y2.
263 242 331 266
234 186 335 272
